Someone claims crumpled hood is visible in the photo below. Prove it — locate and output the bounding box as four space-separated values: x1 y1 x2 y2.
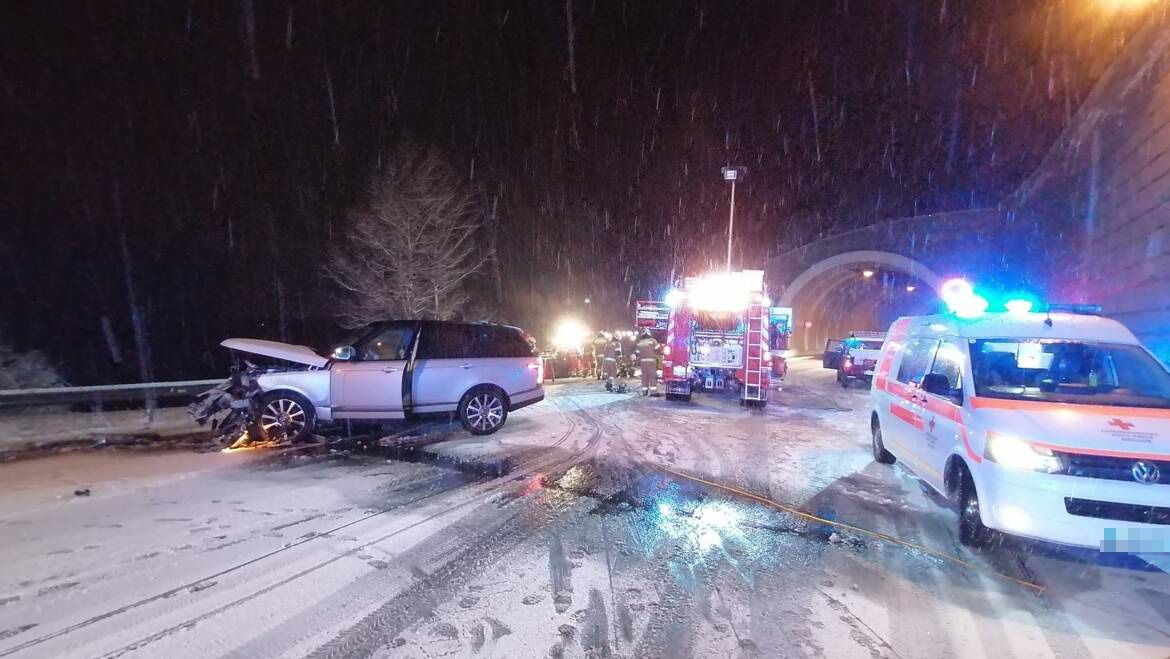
221 338 330 368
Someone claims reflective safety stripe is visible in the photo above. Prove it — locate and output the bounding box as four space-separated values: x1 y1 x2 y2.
889 403 924 430
971 396 1170 419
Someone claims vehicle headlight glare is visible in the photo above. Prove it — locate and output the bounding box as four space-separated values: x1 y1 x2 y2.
985 434 1063 473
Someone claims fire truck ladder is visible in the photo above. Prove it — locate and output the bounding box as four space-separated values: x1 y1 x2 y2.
742 302 766 403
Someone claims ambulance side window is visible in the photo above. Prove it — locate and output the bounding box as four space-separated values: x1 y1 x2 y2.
896 338 939 386
927 340 965 403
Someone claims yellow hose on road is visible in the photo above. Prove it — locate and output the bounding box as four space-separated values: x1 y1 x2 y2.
657 465 1047 593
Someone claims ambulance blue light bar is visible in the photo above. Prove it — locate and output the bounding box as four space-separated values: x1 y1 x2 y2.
1047 303 1103 315
1004 299 1033 314
940 279 988 318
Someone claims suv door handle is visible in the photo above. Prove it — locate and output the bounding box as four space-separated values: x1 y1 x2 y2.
382 366 399 373
459 363 474 369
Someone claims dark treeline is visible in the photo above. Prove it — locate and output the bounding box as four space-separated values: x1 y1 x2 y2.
0 1 1144 384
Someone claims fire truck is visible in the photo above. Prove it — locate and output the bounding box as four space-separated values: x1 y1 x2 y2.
657 270 772 406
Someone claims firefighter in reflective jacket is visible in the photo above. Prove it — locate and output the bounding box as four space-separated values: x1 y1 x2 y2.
603 334 622 391
635 329 659 396
591 332 610 380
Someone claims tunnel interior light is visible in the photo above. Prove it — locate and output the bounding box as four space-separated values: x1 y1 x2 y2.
905 285 916 292
1005 299 1034 315
861 269 875 278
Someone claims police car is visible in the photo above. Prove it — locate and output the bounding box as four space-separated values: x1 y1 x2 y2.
870 281 1170 549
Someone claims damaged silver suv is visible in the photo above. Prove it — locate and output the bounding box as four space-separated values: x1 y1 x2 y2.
191 321 544 443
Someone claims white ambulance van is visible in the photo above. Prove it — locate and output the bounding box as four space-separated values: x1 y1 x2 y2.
870 304 1170 548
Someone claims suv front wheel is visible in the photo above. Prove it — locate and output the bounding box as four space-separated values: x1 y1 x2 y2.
459 386 509 435
257 391 316 443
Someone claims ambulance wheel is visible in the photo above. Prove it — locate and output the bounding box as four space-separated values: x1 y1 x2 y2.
958 468 996 548
871 421 895 464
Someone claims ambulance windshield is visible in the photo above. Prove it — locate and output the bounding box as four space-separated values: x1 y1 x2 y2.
970 339 1170 408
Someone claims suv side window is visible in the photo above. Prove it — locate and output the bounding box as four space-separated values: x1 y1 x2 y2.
480 326 534 358
896 338 939 386
358 323 415 361
417 323 474 359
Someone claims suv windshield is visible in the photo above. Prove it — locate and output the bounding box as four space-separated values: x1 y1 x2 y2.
845 339 883 351
970 339 1170 408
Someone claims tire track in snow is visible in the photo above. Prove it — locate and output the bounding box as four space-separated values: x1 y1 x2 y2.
305 409 607 658
3 398 597 658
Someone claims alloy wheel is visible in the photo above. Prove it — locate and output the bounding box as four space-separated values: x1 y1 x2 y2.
465 393 504 432
260 397 307 441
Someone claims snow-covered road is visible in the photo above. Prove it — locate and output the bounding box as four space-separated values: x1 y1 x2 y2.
0 360 1167 658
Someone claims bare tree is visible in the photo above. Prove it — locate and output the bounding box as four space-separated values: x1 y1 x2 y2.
325 143 487 327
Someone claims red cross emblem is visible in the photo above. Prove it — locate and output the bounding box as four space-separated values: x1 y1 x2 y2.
1108 418 1135 431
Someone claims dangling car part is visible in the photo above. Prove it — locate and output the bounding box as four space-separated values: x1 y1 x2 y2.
188 372 263 448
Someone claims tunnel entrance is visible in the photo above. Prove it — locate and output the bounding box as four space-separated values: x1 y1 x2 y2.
776 251 942 355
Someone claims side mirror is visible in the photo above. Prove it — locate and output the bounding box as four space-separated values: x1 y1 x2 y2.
332 345 357 361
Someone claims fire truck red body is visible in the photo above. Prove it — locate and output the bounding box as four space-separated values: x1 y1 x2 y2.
658 270 771 406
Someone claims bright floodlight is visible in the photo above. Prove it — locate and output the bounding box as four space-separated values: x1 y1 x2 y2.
906 285 916 292
1005 299 1034 314
861 269 875 278
551 318 588 351
664 288 685 308
1100 0 1155 12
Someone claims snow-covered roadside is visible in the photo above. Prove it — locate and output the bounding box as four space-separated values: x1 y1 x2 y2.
0 406 203 459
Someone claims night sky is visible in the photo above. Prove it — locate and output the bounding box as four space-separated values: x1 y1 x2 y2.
0 1 1149 383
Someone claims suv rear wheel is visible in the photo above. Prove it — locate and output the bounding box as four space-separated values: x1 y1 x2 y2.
459 386 508 435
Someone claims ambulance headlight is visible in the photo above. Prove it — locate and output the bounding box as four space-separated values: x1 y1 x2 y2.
984 434 1063 473
672 366 687 378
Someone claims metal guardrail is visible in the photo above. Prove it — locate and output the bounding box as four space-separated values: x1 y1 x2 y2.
0 379 224 409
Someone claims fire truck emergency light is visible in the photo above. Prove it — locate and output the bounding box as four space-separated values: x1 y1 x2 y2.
686 271 759 312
